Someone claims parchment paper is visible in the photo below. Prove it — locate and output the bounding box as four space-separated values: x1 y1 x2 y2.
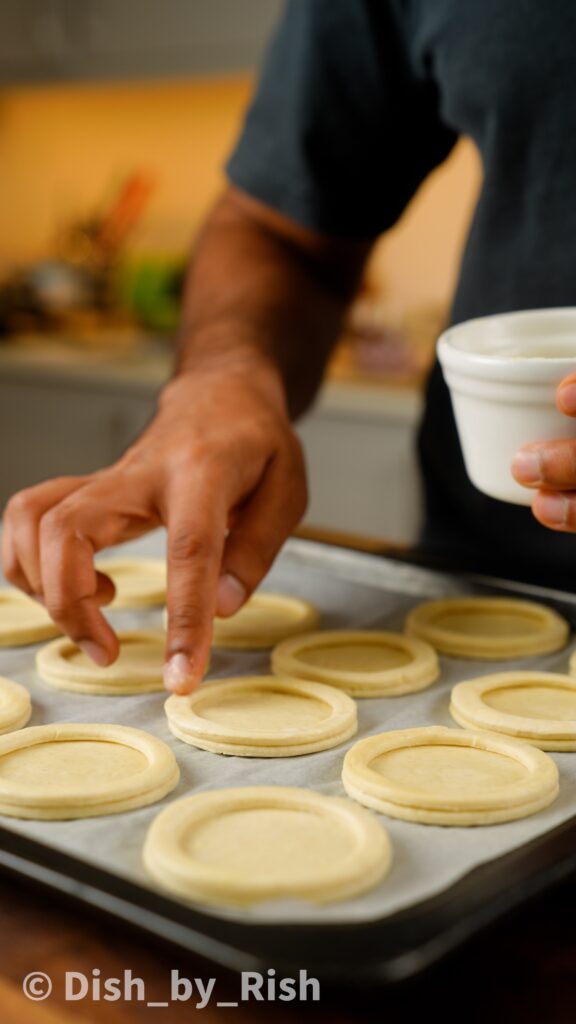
1 531 576 926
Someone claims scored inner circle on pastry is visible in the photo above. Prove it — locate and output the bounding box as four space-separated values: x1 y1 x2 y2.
211 593 320 649
342 725 559 826
0 588 60 647
271 630 439 697
0 723 179 819
164 675 357 757
96 557 167 609
143 785 392 907
450 671 576 750
36 629 167 695
406 596 569 659
0 677 32 734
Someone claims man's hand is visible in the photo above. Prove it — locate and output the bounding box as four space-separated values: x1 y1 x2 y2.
512 372 576 529
1 354 307 694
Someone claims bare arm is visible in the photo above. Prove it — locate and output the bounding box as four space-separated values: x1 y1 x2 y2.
2 186 372 692
178 186 371 415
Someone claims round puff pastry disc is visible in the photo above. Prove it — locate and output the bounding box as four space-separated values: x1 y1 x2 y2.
271 630 439 697
211 593 319 649
0 588 59 647
342 725 559 826
406 597 568 660
0 677 32 734
96 557 166 609
165 675 357 757
143 785 391 907
0 723 179 819
36 629 166 695
451 671 576 750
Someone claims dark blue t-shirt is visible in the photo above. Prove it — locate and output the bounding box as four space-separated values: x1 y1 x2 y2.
227 0 576 588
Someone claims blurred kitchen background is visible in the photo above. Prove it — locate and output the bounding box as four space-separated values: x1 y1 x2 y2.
0 0 481 545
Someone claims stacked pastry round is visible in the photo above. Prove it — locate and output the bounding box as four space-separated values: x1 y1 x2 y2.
96 557 167 609
342 726 559 826
143 786 392 906
211 593 319 649
450 671 576 750
0 588 59 647
165 675 357 756
0 723 179 819
0 677 32 734
406 597 568 659
272 630 439 697
36 630 166 694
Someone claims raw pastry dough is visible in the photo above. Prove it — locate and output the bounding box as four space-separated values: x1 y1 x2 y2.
143 785 392 906
0 588 59 647
406 597 568 659
342 725 559 826
96 557 167 609
450 671 576 750
0 723 179 819
0 677 32 734
165 675 357 756
36 630 166 694
211 593 319 649
271 630 439 697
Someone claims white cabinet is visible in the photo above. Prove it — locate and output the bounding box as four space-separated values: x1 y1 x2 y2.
0 0 283 84
67 0 283 79
297 386 423 545
0 352 423 544
0 0 68 81
0 376 154 508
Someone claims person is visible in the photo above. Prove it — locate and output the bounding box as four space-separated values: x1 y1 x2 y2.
4 0 576 696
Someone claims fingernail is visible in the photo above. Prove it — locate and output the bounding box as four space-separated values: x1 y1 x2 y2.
536 492 568 527
558 383 576 414
216 572 247 617
78 639 110 667
163 652 198 694
511 449 542 485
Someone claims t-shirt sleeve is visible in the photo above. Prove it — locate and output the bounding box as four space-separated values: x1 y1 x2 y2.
226 0 458 237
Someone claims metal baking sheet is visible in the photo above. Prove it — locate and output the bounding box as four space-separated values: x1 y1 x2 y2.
1 531 576 980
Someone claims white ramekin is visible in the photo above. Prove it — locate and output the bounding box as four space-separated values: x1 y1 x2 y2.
437 308 576 505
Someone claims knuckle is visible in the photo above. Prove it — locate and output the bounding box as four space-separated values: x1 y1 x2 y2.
169 530 218 566
169 442 213 473
40 506 73 538
4 488 38 521
167 603 206 635
542 441 576 484
43 598 72 622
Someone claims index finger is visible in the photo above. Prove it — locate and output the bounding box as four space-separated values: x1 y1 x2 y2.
163 472 228 694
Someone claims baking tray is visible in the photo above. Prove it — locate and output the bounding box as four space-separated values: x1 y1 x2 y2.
1 534 576 985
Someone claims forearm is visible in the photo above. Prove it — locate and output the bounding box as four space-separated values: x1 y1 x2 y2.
175 186 372 418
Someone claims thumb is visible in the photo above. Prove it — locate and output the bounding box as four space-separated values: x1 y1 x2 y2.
556 373 576 417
